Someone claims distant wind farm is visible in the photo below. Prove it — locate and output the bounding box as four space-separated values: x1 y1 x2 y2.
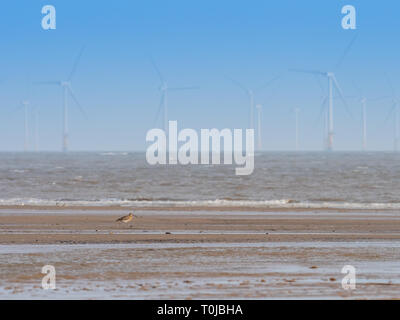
3 23 399 153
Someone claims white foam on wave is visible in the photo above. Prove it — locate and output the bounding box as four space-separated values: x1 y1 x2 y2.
1 198 400 210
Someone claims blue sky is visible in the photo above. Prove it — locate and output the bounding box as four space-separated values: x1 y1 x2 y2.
0 0 399 151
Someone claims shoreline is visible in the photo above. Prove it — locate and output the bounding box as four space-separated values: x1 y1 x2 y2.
0 204 397 213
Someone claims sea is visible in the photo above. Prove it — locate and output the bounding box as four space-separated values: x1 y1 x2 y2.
0 151 399 210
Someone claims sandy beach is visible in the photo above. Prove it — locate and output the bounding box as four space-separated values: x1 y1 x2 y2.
1 207 400 299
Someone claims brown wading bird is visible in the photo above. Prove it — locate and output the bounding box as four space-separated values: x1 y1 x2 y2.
116 212 136 223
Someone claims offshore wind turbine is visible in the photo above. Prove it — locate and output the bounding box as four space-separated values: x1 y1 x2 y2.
290 35 357 151
15 76 33 151
228 76 279 130
15 99 38 152
290 70 352 151
150 58 198 132
312 76 347 149
351 81 389 151
35 46 87 152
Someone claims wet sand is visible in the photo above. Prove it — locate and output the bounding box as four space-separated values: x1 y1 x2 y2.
1 208 400 299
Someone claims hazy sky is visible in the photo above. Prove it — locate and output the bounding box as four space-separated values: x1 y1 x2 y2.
0 0 399 151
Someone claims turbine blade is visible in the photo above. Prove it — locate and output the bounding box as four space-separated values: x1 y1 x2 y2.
68 86 88 119
335 34 358 70
10 103 24 115
68 45 86 81
149 56 164 83
314 96 328 126
314 75 325 94
225 75 248 94
332 75 354 120
383 102 397 125
255 75 280 93
289 68 327 76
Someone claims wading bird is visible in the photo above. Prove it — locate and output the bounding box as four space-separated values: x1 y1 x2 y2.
116 212 136 223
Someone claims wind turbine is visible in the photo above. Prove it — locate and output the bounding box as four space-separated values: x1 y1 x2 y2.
12 99 31 151
150 58 198 132
255 104 262 150
312 76 330 149
228 76 279 130
35 46 87 152
314 78 360 150
290 70 353 151
290 35 357 151
351 81 389 151
14 76 33 151
14 99 38 152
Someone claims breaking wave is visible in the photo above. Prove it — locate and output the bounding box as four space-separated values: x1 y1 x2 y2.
1 198 400 210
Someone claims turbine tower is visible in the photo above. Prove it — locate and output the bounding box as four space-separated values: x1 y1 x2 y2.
150 57 198 132
256 104 262 150
36 46 87 152
356 95 378 151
